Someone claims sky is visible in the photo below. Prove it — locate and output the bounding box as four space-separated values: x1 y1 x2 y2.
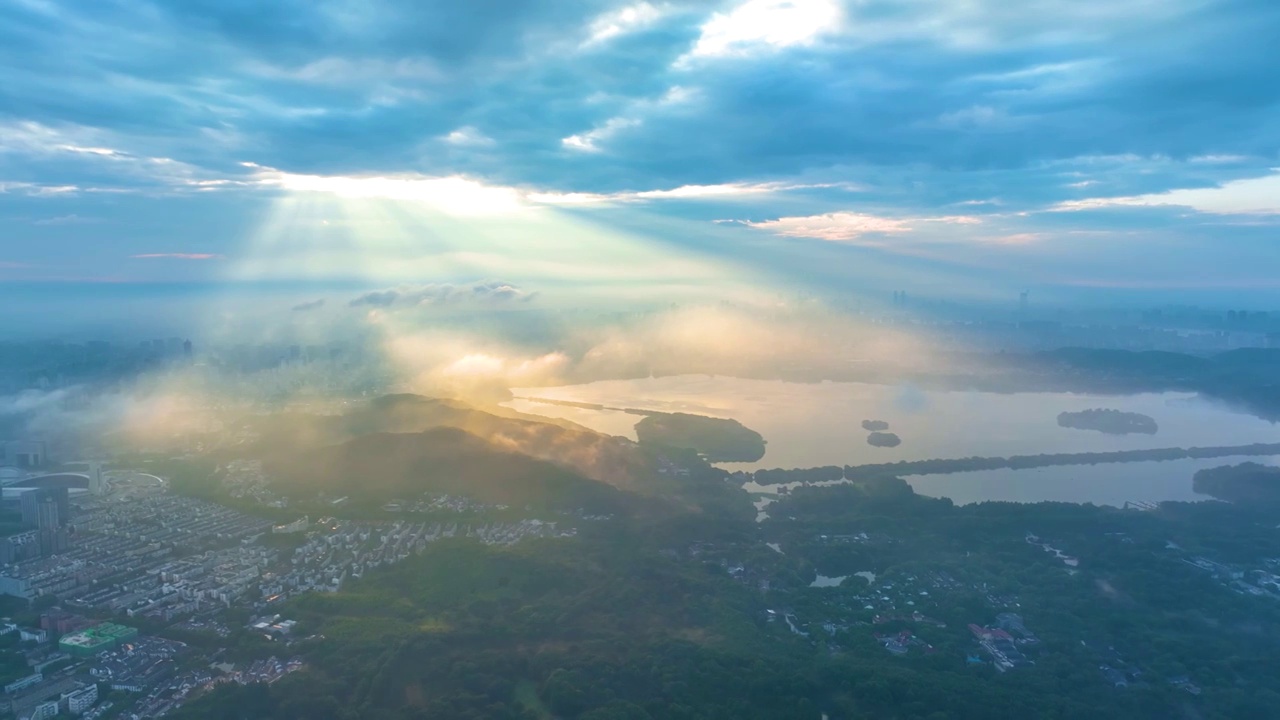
2 0 1280 334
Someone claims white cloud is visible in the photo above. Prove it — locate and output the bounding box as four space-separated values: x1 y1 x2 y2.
249 163 848 214
528 180 854 205
561 85 696 153
1051 172 1280 215
635 183 783 199
0 121 233 192
683 0 842 61
1188 154 1249 164
248 164 527 215
0 181 82 196
561 117 641 152
440 126 495 147
740 211 980 243
742 212 912 241
582 2 666 47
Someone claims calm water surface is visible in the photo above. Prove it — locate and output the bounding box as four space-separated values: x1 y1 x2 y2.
903 455 1280 506
507 375 1280 470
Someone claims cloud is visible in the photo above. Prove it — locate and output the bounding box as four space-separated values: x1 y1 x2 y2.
562 117 642 152
131 253 224 260
292 298 326 312
682 0 842 61
740 211 980 243
2 0 1280 299
440 126 496 147
33 214 94 225
741 212 912 242
528 180 857 204
582 2 667 47
1052 172 1280 215
348 281 536 308
248 164 527 215
248 162 842 210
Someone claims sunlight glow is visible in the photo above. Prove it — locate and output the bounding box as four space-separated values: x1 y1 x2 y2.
248 164 526 216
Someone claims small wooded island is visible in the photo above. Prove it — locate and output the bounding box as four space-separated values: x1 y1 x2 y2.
867 431 902 448
1193 462 1280 505
861 419 890 431
1058 408 1158 435
634 412 767 462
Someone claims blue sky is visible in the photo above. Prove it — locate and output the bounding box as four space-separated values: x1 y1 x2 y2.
3 0 1280 327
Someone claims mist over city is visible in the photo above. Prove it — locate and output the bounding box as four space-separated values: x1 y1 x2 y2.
3 1 1280 719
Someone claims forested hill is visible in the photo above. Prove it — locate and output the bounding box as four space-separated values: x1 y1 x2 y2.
171 473 1280 720
250 394 659 493
244 395 752 518
263 427 628 513
634 412 767 463
1028 348 1280 420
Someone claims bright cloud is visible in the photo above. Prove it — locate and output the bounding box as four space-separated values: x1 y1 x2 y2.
582 2 666 47
561 117 642 152
440 126 495 147
528 180 852 205
741 211 981 243
742 212 913 241
684 0 842 60
1053 173 1280 215
247 164 527 215
3 0 1280 300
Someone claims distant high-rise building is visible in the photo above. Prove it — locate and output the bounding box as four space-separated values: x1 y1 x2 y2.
1019 291 1029 314
21 489 69 557
183 339 193 358
21 487 69 529
0 440 46 468
88 462 104 495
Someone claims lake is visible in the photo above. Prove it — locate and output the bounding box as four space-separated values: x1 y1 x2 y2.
903 455 1280 507
744 455 1280 509
506 375 1280 471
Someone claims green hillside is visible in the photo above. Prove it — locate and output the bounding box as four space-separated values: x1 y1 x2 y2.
264 426 627 513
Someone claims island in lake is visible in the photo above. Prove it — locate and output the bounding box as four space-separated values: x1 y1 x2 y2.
861 419 890 431
1193 462 1280 506
634 412 767 462
1058 408 1158 435
867 431 902 448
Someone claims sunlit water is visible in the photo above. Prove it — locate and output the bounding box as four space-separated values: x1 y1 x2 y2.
506 375 1280 506
506 375 1280 469
903 455 1280 506
741 455 1280 508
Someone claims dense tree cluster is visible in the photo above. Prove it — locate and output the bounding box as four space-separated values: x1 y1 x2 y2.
635 413 766 463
